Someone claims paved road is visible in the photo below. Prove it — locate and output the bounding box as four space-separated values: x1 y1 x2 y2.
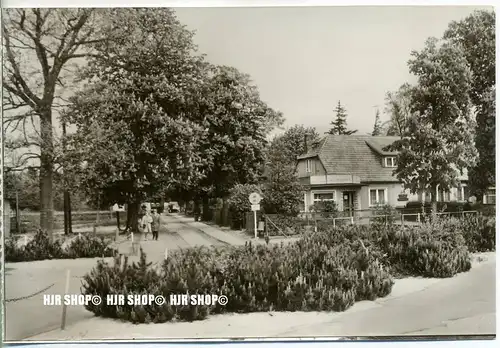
4 214 224 341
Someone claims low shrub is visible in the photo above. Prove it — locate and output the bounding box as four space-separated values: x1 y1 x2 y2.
228 184 262 229
321 222 472 278
4 237 27 262
21 229 66 261
379 224 471 278
4 229 115 262
458 215 496 253
81 233 394 323
80 213 488 324
65 234 115 259
265 215 308 236
371 204 398 228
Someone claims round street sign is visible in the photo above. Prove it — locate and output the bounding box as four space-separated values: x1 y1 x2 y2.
249 192 262 204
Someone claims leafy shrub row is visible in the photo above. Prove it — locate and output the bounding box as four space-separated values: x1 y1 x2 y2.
4 229 115 262
82 234 394 323
81 215 491 324
265 215 309 236
450 215 496 253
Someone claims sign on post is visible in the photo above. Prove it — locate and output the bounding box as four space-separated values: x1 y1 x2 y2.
112 204 125 212
249 193 262 239
251 204 260 211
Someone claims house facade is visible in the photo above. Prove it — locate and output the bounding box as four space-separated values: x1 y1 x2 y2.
296 135 489 214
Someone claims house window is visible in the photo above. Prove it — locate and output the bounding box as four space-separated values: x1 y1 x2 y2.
439 189 451 202
369 189 386 206
384 157 396 168
313 192 335 202
458 185 470 202
424 191 432 202
485 188 495 205
306 159 312 173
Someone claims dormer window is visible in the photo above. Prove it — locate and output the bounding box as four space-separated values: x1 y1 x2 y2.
385 157 396 168
306 159 312 173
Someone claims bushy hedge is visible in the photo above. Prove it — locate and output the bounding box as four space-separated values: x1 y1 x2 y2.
82 233 394 323
450 215 496 253
80 215 493 324
4 229 115 262
228 184 262 229
373 224 471 278
265 215 308 236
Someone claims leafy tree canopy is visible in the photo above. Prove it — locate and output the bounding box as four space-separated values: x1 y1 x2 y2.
385 38 478 211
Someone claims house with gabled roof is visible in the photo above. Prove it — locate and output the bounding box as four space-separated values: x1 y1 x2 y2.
296 134 482 214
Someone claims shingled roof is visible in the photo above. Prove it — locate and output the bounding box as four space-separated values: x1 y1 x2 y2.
298 135 401 182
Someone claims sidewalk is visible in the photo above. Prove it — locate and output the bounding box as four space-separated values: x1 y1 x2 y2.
167 214 302 247
168 214 248 246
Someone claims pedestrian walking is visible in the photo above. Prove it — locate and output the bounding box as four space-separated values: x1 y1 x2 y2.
152 209 161 241
142 210 153 241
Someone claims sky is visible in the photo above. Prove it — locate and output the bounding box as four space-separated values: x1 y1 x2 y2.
3 5 493 168
174 6 492 135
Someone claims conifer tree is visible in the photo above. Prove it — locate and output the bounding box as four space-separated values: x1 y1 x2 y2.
372 109 382 136
327 101 357 135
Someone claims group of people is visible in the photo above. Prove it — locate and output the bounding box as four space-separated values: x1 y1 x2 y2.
137 208 161 241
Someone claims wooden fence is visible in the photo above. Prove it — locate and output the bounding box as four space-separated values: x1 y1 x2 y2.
245 209 480 237
9 210 127 234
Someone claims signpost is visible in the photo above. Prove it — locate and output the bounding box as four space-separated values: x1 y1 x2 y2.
249 192 262 239
112 204 125 233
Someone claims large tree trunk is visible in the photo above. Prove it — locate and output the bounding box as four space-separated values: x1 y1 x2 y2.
63 191 73 234
63 192 69 235
127 200 141 233
202 195 211 222
67 193 73 234
193 200 201 221
221 197 229 226
39 109 54 239
159 198 165 214
62 121 72 235
116 211 121 230
430 185 438 222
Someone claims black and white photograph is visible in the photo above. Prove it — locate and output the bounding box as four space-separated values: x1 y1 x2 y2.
1 3 496 343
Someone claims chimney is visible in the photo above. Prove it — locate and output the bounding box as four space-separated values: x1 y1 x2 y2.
304 134 309 154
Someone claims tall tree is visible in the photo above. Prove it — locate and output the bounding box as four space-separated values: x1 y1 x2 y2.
190 65 283 221
261 125 317 215
385 38 478 216
384 83 413 137
63 8 209 231
443 10 495 199
274 125 320 161
262 138 304 216
327 101 357 135
371 109 382 136
2 9 104 238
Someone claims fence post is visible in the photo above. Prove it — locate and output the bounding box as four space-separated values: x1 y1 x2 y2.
333 218 336 228
131 232 134 255
417 213 421 223
61 269 71 330
350 217 354 225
